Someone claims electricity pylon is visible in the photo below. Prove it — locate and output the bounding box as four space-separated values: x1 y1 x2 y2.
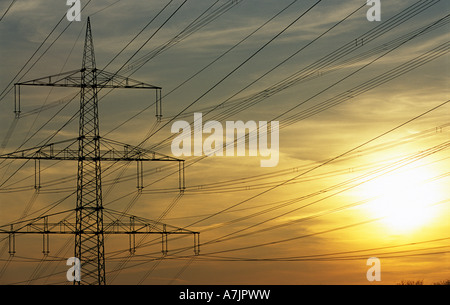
0 17 199 285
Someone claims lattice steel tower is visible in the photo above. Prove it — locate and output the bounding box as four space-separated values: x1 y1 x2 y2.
76 17 106 285
0 18 199 285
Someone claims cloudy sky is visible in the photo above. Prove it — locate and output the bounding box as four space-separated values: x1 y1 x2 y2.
0 0 449 285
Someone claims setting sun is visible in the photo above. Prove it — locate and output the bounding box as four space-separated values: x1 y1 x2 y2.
363 166 442 233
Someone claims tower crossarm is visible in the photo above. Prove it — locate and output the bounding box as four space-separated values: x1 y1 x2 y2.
13 69 163 120
15 69 161 90
14 69 82 87
0 219 197 235
0 137 183 162
0 210 200 256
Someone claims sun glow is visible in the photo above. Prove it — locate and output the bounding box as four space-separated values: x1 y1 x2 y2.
362 166 441 233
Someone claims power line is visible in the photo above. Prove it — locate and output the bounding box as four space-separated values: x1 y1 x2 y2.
97 105 450 264
182 99 449 229
146 1 446 152
0 0 93 102
136 0 324 148
1 1 448 284
4 4 446 197
101 0 177 72
105 236 450 262
0 0 16 22
4 0 440 195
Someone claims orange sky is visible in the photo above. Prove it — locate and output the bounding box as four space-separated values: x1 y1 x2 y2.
0 0 449 285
